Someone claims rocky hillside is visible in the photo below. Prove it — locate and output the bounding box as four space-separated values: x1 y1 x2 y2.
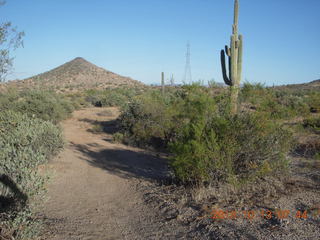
275 79 320 91
2 57 144 92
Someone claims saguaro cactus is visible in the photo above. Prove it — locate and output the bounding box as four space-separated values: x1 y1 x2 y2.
220 0 243 114
161 72 165 95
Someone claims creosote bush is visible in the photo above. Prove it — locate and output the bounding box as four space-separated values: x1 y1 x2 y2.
119 84 216 149
119 84 293 185
119 89 176 148
170 112 292 185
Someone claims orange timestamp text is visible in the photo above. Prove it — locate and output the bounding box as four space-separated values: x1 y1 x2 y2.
210 208 320 220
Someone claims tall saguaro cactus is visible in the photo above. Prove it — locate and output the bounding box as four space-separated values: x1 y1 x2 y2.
220 0 243 114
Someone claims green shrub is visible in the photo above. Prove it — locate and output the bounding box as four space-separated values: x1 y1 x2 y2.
90 122 104 133
119 90 174 148
85 87 143 108
64 92 89 109
240 83 310 119
119 84 216 149
240 82 266 104
0 111 64 239
303 116 320 133
306 91 320 113
119 84 293 185
0 89 70 239
260 91 309 119
0 110 64 199
0 89 74 124
170 112 292 185
112 132 124 143
17 90 74 123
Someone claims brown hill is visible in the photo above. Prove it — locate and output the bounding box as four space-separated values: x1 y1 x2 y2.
3 57 144 92
275 79 320 91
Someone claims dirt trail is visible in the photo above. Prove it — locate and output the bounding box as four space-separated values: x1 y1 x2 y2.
41 107 184 240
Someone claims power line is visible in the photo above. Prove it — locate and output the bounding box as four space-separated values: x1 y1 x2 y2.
182 42 192 83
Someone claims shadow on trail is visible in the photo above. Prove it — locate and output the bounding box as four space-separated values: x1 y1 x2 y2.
70 142 171 183
79 118 119 134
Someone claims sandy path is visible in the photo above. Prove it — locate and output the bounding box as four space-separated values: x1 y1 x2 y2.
41 107 181 240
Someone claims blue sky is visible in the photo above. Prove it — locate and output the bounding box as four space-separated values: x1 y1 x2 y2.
1 0 320 85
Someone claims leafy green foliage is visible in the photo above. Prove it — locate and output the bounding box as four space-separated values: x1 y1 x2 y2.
0 21 24 81
240 83 313 119
0 110 63 199
85 87 143 108
306 91 320 113
119 84 217 149
0 89 70 239
64 92 90 110
0 89 74 124
170 112 292 184
0 110 63 239
119 84 292 185
303 116 320 133
120 89 175 148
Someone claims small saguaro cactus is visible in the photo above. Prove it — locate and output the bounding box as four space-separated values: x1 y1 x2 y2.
220 0 243 114
161 72 165 94
170 74 174 86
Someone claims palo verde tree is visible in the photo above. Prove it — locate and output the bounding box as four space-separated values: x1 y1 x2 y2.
220 0 243 114
0 1 24 81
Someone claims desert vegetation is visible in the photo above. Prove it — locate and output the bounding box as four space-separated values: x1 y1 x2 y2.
84 87 145 108
1 0 319 239
1 61 319 240
117 83 320 184
0 89 76 239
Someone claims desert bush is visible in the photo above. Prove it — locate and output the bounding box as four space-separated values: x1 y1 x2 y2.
240 83 310 119
85 87 143 108
119 84 216 149
0 89 74 124
112 132 125 143
119 90 174 148
64 92 89 109
0 110 63 239
306 91 320 113
259 94 309 119
240 82 266 104
0 110 63 199
119 83 292 185
17 90 74 123
170 112 292 185
303 116 320 133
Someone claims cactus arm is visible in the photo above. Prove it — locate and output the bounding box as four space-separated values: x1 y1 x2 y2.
237 34 243 85
225 45 230 56
225 46 232 83
220 49 232 86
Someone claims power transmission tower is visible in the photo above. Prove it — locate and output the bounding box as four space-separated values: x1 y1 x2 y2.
182 42 192 83
170 74 174 86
